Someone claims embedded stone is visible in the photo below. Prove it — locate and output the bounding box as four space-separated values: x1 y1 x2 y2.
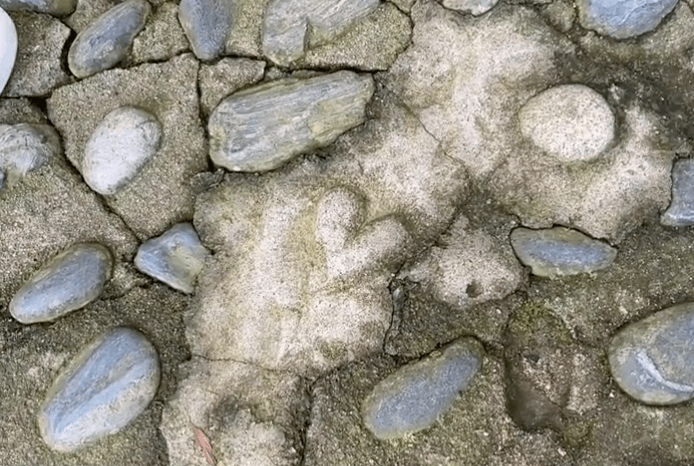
0 123 60 186
208 71 374 172
442 0 499 15
178 0 233 61
0 7 17 95
83 106 162 195
519 84 614 163
577 0 678 39
9 243 113 324
0 0 75 15
362 337 484 439
263 0 379 66
661 158 694 227
39 327 160 451
67 0 151 78
134 223 210 294
510 227 617 277
609 302 694 405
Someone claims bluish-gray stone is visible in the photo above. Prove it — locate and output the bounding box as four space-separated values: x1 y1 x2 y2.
661 158 694 227
178 0 233 61
83 106 163 195
9 243 113 324
208 71 374 172
67 0 151 78
577 0 678 39
609 302 694 405
510 226 617 277
0 123 60 189
263 0 380 66
0 7 17 95
134 222 209 293
0 0 75 15
39 327 160 451
362 337 484 439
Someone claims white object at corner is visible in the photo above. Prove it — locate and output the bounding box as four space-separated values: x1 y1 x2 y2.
0 7 17 95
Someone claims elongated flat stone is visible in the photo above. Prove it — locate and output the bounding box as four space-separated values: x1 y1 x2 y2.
263 0 379 66
0 0 75 15
362 337 484 439
0 7 17 95
83 106 162 195
39 327 160 451
661 159 694 227
9 243 113 324
134 223 209 293
209 71 374 172
609 302 694 405
67 0 150 78
178 0 233 60
510 227 617 277
577 0 678 39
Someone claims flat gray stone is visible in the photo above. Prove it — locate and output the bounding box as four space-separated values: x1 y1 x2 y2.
442 0 499 15
519 84 615 163
510 227 617 277
9 243 113 323
134 222 209 293
67 0 150 78
0 0 75 15
209 71 374 172
39 327 160 451
661 158 694 226
577 0 678 39
0 123 59 189
609 302 694 405
362 337 484 439
262 0 379 66
83 106 162 195
178 0 233 60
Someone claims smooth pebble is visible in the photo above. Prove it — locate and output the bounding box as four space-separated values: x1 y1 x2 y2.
577 0 678 39
178 0 233 61
0 0 75 15
661 158 694 227
39 327 160 451
9 243 113 324
134 222 209 293
362 337 484 439
0 6 17 95
83 106 162 195
0 123 60 188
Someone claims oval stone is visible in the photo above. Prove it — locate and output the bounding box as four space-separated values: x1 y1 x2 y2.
519 84 614 163
9 243 113 324
39 327 160 451
178 0 232 61
609 302 694 405
577 0 678 39
83 106 162 195
362 337 484 439
510 227 617 277
0 7 17 95
0 0 76 15
134 222 210 293
67 0 151 78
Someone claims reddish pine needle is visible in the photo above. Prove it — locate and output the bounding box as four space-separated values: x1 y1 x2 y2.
192 425 216 465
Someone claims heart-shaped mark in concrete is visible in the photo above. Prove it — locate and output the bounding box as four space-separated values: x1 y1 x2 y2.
0 7 17 95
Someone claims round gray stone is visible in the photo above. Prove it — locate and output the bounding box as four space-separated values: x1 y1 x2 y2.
577 0 678 39
362 337 484 439
83 106 162 195
609 302 694 405
67 0 150 78
38 327 160 451
9 243 113 324
519 84 614 163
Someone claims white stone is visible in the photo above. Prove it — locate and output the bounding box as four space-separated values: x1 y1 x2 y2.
0 7 17 95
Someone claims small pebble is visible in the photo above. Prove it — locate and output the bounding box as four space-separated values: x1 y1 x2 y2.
510 227 617 277
83 106 162 195
178 0 233 61
263 0 379 66
362 337 484 439
519 84 614 163
0 0 75 15
0 6 17 95
577 0 678 39
609 302 694 405
0 123 60 188
661 158 694 227
209 71 374 172
134 222 209 293
39 327 160 451
9 243 113 324
442 0 498 16
67 0 151 78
